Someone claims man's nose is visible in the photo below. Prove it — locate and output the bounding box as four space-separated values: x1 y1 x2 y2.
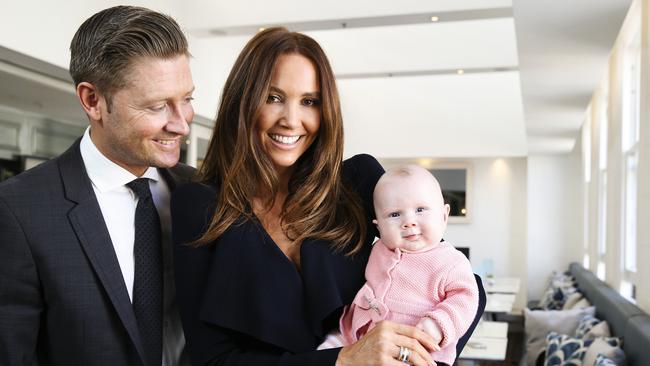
166 104 191 136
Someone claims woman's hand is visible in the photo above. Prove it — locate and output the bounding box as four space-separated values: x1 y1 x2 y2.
335 321 439 366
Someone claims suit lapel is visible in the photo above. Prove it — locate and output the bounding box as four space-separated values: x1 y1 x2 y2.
57 141 147 364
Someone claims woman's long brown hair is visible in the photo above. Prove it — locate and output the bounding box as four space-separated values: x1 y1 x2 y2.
194 27 367 254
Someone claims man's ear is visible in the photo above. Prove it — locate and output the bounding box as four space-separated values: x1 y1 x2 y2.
76 82 104 123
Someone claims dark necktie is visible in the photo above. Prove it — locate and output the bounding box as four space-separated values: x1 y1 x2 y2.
127 178 163 366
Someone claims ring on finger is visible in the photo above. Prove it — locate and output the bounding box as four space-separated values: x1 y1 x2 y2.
398 346 411 363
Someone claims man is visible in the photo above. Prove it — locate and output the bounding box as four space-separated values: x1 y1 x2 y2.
0 6 194 365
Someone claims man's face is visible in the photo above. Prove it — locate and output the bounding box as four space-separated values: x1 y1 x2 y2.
373 172 450 253
91 54 194 176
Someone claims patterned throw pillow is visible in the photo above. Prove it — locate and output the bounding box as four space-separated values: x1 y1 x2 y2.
538 272 577 310
594 354 618 366
544 332 594 366
539 288 564 310
575 314 601 338
524 307 596 366
583 337 625 366
562 292 584 310
583 320 612 341
550 272 576 288
571 297 592 309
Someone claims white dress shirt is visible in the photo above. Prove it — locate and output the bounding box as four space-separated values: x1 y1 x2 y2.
79 127 187 365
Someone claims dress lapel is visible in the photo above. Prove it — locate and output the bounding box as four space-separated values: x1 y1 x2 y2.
300 237 373 338
198 219 318 353
58 141 146 364
198 216 374 352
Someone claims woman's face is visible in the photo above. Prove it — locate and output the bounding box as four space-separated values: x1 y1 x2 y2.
256 53 321 176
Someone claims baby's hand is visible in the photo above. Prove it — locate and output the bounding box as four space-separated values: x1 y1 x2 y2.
416 317 443 347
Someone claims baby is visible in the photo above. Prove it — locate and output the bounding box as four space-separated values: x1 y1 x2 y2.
319 165 478 366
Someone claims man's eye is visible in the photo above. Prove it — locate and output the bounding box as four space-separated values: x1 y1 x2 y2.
150 104 166 112
389 212 400 218
267 94 282 103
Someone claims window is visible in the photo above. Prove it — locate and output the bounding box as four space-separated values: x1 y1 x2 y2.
582 115 592 268
597 101 608 281
597 170 607 280
620 31 640 301
622 154 638 272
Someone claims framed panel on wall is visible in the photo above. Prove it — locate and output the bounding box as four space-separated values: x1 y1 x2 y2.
428 163 472 224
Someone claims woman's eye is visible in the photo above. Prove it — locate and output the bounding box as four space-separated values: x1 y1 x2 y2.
389 212 400 218
302 98 320 107
184 96 194 104
267 94 282 103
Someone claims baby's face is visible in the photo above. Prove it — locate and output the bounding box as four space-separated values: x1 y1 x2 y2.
373 171 450 253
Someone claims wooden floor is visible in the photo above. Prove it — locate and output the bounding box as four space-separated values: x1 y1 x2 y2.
454 313 524 366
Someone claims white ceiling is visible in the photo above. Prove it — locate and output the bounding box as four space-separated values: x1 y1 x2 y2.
0 0 632 158
514 0 632 154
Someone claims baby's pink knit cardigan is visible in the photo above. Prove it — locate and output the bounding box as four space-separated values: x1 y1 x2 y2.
339 240 479 365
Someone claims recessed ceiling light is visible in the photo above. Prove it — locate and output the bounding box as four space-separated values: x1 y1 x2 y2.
457 69 465 75
430 16 439 22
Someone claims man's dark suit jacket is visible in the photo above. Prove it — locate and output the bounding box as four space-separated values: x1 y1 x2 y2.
0 139 195 365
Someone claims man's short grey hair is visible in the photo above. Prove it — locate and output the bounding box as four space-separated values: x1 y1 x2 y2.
69 5 189 109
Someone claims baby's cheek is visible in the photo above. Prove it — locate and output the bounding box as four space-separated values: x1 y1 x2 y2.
379 236 400 250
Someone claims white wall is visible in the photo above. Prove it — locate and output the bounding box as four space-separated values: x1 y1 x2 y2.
444 158 528 309
187 36 247 119
526 151 583 303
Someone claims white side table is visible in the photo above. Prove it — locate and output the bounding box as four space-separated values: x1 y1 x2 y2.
459 320 509 361
484 277 521 294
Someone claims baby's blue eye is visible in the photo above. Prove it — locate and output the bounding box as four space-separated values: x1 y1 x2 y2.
416 207 426 213
389 212 400 218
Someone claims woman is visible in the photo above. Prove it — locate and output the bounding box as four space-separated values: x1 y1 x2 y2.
172 27 438 366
